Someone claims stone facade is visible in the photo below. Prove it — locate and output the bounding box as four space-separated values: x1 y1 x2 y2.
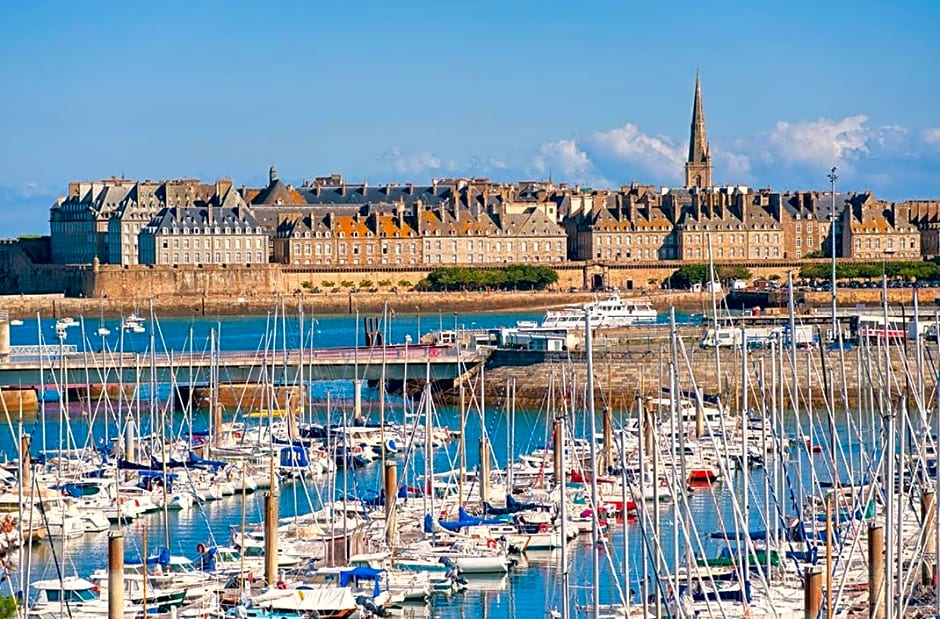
842 192 920 260
138 196 266 267
569 184 677 262
272 200 566 267
50 178 135 264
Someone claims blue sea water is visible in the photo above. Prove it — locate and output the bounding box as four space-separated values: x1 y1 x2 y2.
1 310 876 618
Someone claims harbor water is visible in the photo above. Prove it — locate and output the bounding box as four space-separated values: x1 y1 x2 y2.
1 310 884 617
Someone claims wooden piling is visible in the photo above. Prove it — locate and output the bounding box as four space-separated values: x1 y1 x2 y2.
921 490 936 587
803 566 822 619
264 487 279 585
108 530 124 619
384 462 398 548
868 523 885 619
479 436 490 505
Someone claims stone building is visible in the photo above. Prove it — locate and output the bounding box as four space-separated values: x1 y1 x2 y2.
106 181 163 266
50 178 135 264
776 191 840 260
138 192 265 266
902 200 940 258
841 192 920 260
568 184 677 262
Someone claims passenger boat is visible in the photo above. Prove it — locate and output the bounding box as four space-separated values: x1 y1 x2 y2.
540 293 657 329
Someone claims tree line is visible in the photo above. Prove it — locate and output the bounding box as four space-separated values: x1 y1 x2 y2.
799 260 940 281
666 264 753 289
416 265 560 291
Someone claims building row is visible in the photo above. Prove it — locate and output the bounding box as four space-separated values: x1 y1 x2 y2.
48 169 933 269
47 75 935 270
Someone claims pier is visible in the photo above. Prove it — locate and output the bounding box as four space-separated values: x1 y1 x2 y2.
0 344 487 389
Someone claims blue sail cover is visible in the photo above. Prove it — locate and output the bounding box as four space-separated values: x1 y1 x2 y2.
485 494 542 515
457 507 506 525
279 446 309 468
425 509 505 533
339 566 384 598
187 452 226 471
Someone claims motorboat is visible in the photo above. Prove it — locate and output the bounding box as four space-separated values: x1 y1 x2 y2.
541 293 657 330
122 313 146 333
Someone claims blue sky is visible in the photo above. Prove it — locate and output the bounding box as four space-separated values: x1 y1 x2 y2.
0 1 938 233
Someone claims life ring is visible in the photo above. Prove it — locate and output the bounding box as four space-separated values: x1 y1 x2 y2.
659 479 668 489
429 347 440 357
118 497 125 505
196 543 207 554
486 538 497 549
538 523 549 533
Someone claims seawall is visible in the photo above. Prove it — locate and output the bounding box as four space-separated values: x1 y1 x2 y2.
462 345 927 410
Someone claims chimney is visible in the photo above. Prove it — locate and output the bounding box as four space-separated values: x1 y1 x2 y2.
361 182 368 195
407 183 415 195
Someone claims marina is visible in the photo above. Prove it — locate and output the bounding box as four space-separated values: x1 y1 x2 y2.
0 284 937 618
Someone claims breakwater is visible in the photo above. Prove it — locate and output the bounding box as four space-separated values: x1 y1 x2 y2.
467 345 930 409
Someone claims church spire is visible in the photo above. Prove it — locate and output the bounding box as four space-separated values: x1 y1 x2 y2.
685 71 712 189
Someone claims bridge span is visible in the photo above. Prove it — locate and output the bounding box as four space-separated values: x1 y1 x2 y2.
0 344 487 389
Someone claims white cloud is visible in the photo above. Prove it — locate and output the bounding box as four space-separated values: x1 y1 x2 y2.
715 151 753 183
532 140 592 177
923 128 940 146
765 114 871 167
378 147 441 176
582 123 685 181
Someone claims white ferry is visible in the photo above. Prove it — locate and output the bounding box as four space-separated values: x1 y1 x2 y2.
540 292 657 330
122 313 146 333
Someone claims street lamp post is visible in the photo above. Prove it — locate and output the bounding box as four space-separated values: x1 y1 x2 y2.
828 167 838 343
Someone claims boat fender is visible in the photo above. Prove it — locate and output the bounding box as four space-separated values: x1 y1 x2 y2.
486 538 497 549
276 581 287 590
196 543 207 554
659 478 668 489
538 523 549 533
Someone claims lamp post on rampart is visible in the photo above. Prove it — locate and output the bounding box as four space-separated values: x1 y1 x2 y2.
828 167 838 343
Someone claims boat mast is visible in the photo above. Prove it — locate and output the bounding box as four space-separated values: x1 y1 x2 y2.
584 307 601 619
558 392 570 619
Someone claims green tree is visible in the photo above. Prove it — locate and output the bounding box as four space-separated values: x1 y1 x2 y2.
359 279 374 289
419 265 558 291
377 279 393 288
668 264 711 289
397 279 412 289
0 596 17 619
321 280 335 288
340 280 354 289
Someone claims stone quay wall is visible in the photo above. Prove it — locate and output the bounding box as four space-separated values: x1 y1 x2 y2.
470 346 930 411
